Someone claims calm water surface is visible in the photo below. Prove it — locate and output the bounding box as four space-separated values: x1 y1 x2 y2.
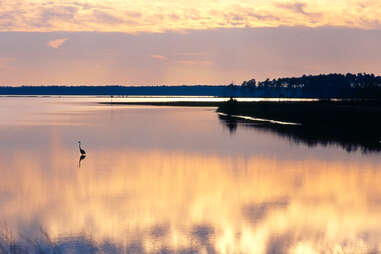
0 97 381 253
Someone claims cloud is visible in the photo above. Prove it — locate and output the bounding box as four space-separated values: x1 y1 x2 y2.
47 38 68 49
0 0 381 32
276 2 322 18
0 57 16 71
151 54 168 61
151 52 212 65
277 2 308 15
2 27 381 85
248 12 281 22
125 10 142 18
176 60 212 66
91 10 124 24
0 57 16 63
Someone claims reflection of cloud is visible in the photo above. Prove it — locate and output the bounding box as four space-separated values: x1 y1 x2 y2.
151 224 170 238
191 225 214 243
47 38 68 48
125 241 145 254
1 122 381 254
266 233 293 254
243 199 289 223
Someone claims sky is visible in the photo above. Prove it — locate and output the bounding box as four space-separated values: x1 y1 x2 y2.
0 0 381 85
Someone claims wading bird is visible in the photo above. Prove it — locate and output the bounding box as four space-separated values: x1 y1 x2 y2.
78 141 86 155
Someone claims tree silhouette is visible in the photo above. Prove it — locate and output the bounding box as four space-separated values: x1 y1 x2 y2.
238 73 381 99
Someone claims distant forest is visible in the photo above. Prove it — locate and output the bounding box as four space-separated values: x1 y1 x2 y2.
234 73 381 98
1 73 381 98
0 85 228 96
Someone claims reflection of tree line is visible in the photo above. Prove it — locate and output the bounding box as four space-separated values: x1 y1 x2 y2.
218 114 381 154
225 73 381 99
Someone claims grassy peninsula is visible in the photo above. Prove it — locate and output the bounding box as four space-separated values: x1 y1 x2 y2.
217 99 381 128
217 99 381 152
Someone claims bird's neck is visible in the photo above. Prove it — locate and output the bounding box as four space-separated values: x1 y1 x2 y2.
79 143 81 149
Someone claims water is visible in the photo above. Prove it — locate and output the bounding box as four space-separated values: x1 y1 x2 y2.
0 97 381 254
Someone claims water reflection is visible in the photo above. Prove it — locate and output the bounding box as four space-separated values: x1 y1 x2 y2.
79 155 86 168
0 98 380 253
218 114 381 154
1 147 381 253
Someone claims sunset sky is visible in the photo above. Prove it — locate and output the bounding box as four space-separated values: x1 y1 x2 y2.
1 0 381 85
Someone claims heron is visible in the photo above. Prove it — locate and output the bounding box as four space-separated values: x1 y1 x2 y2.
78 141 86 155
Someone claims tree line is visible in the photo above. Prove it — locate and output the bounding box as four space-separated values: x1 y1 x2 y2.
227 73 381 98
1 73 381 98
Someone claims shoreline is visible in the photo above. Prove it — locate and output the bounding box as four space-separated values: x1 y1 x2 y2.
98 101 222 107
216 100 381 152
99 100 381 133
99 100 381 152
216 100 381 127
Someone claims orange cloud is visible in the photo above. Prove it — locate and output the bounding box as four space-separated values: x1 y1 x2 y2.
47 38 68 49
0 0 381 32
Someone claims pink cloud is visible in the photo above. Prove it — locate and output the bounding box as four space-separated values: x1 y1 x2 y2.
0 57 16 63
47 38 68 49
151 54 168 61
0 57 16 68
177 60 212 66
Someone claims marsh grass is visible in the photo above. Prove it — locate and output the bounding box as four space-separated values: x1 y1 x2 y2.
0 227 106 254
0 226 211 254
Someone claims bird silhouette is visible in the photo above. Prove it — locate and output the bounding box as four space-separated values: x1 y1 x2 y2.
78 141 86 155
